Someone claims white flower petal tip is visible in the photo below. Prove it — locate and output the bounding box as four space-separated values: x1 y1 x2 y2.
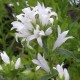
0 51 10 64
15 58 21 69
53 26 74 50
32 53 50 73
11 21 24 31
53 63 69 80
45 27 52 36
36 66 41 70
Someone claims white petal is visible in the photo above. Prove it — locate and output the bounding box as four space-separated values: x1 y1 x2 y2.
45 27 52 36
37 37 43 47
11 21 24 31
58 25 61 37
61 30 69 38
32 59 40 65
38 53 47 65
50 12 58 19
37 53 43 61
53 39 60 50
64 68 69 80
36 66 41 70
56 64 64 79
15 33 22 42
53 26 74 50
26 35 36 49
27 41 33 49
16 14 24 21
15 58 21 69
39 30 45 36
1 51 10 64
64 36 74 41
38 53 50 73
32 53 50 73
50 12 58 17
49 18 54 25
22 7 31 14
27 35 36 41
54 36 74 50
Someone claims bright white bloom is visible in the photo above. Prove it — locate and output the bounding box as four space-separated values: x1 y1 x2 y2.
53 25 74 50
45 27 52 36
27 25 52 49
0 51 21 69
64 68 70 80
0 51 10 64
32 53 50 73
11 2 56 49
69 0 80 5
35 2 58 26
26 25 45 49
15 58 21 69
22 7 37 23
53 63 69 80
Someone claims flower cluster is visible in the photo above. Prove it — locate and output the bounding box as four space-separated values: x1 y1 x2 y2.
0 51 21 69
10 2 74 80
53 63 69 80
11 2 57 49
32 53 69 80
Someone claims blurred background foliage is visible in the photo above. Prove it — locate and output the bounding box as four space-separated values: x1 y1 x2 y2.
0 0 80 80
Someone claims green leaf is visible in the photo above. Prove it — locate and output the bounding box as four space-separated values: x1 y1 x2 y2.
58 48 80 62
40 75 51 80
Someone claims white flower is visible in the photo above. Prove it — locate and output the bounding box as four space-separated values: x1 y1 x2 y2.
11 21 25 31
0 51 21 69
32 53 50 73
53 63 69 80
15 58 21 69
26 25 45 49
45 27 52 36
11 2 55 49
26 25 53 49
35 2 58 26
53 25 74 50
0 51 10 64
64 68 70 80
11 21 33 42
22 7 37 23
